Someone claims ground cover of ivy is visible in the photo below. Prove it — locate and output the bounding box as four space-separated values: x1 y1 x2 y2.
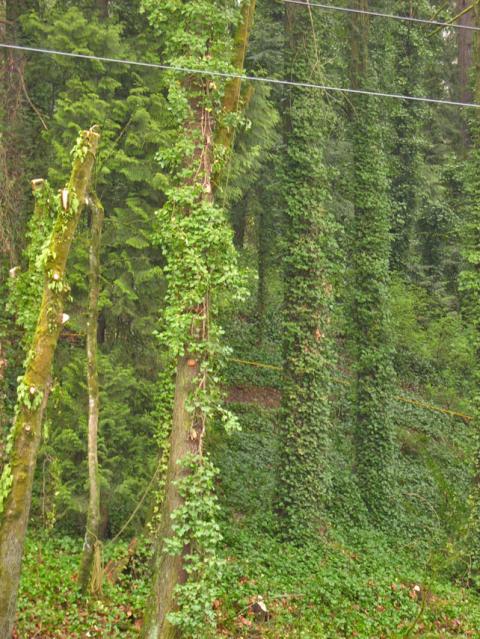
16 401 480 638
16 527 480 638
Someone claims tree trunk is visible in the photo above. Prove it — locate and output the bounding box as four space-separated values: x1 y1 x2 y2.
457 0 475 104
257 204 267 342
0 127 100 638
97 0 109 19
462 0 480 572
78 194 104 594
142 3 255 637
0 0 25 267
142 356 199 639
350 0 394 523
275 1 335 538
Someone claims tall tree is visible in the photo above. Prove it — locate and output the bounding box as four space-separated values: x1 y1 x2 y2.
389 0 430 276
275 2 336 537
0 0 26 267
0 127 99 637
350 0 395 522
457 0 475 104
140 1 255 637
459 2 480 571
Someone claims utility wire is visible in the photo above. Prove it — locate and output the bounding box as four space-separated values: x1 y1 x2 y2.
1 42 479 109
282 0 480 32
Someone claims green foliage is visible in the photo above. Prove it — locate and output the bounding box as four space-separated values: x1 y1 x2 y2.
165 455 223 638
349 91 395 524
275 6 339 537
17 535 150 638
5 0 480 636
7 182 58 341
34 350 159 536
209 404 279 524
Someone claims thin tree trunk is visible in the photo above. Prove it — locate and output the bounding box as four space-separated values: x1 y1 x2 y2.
257 204 267 342
0 127 99 638
78 194 104 594
97 0 109 19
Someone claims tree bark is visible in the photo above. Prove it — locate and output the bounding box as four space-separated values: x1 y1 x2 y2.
0 0 25 267
0 127 100 638
78 194 104 594
97 0 109 19
142 356 199 639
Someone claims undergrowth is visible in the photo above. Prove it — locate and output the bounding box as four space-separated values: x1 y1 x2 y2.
16 400 480 638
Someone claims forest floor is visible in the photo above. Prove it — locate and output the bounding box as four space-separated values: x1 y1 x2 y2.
16 527 480 639
16 399 480 638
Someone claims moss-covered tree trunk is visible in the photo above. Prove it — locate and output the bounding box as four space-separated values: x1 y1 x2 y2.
78 195 104 594
0 127 99 638
275 2 335 538
350 1 395 523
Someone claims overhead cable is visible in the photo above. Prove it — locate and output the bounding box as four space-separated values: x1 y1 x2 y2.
282 0 480 32
1 42 479 109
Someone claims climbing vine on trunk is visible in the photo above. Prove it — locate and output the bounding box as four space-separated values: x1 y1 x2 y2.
349 1 395 524
276 2 337 538
140 1 253 637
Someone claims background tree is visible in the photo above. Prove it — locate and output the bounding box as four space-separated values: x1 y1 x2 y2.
349 0 395 522
78 195 104 594
275 1 337 538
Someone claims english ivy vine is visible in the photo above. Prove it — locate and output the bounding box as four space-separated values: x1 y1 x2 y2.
349 38 395 522
276 4 339 538
141 0 248 635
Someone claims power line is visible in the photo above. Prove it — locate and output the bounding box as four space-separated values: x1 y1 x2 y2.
1 42 479 109
282 0 480 32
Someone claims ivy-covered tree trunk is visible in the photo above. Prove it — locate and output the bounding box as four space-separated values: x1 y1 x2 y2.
275 3 335 537
78 194 104 594
350 1 395 523
460 3 480 571
457 0 475 104
0 127 99 638
141 1 255 636
141 356 199 639
390 0 429 274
